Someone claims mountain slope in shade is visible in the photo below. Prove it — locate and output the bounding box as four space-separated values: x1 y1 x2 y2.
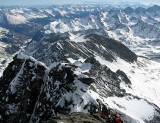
0 5 160 77
0 5 160 123
25 32 160 109
25 32 137 65
0 53 160 123
0 33 160 122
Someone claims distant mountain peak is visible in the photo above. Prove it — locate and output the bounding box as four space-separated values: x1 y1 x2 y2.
0 4 160 123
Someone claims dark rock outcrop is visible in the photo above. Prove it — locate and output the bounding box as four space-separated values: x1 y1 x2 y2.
25 33 137 66
45 112 105 123
0 54 129 123
116 69 131 85
0 53 160 123
0 55 47 123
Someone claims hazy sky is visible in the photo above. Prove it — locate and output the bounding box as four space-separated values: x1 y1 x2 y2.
0 0 160 6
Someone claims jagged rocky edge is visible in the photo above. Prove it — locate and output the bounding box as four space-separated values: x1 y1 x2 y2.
0 53 49 123
25 32 138 67
0 53 126 122
0 54 160 123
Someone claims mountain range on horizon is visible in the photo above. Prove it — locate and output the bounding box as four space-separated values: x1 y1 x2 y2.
0 4 160 123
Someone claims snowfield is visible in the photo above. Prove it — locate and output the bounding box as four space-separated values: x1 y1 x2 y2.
0 4 160 123
95 54 160 108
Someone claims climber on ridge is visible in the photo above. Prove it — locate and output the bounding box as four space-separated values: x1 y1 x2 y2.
96 99 123 123
112 112 123 123
100 109 123 123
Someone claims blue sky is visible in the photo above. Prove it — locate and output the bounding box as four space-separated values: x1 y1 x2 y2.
0 0 160 6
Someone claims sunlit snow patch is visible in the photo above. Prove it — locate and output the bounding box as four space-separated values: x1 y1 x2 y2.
105 96 155 123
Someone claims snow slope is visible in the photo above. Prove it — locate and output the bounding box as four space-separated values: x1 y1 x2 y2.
43 5 160 62
23 32 160 122
0 5 160 123
1 53 159 123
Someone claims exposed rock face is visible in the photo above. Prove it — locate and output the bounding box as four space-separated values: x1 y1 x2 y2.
0 55 111 122
0 54 119 123
84 57 125 97
116 69 131 85
86 34 137 63
0 55 48 123
44 112 105 123
0 32 160 123
0 5 160 123
0 53 160 123
25 33 137 66
29 57 127 122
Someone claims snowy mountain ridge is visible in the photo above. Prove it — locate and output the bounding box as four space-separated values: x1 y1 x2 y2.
0 4 159 65
1 47 160 123
24 32 160 108
0 4 160 123
0 32 157 122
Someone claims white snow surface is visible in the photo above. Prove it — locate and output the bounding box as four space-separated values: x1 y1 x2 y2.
3 8 47 25
69 33 88 43
56 79 101 113
0 27 9 37
53 57 159 122
0 5 160 122
43 6 160 61
5 52 160 123
6 13 28 24
105 96 154 123
46 54 160 122
93 54 160 122
95 54 160 108
17 53 48 68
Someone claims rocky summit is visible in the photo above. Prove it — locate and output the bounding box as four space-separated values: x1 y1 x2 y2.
0 52 127 122
0 4 160 123
0 31 160 123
